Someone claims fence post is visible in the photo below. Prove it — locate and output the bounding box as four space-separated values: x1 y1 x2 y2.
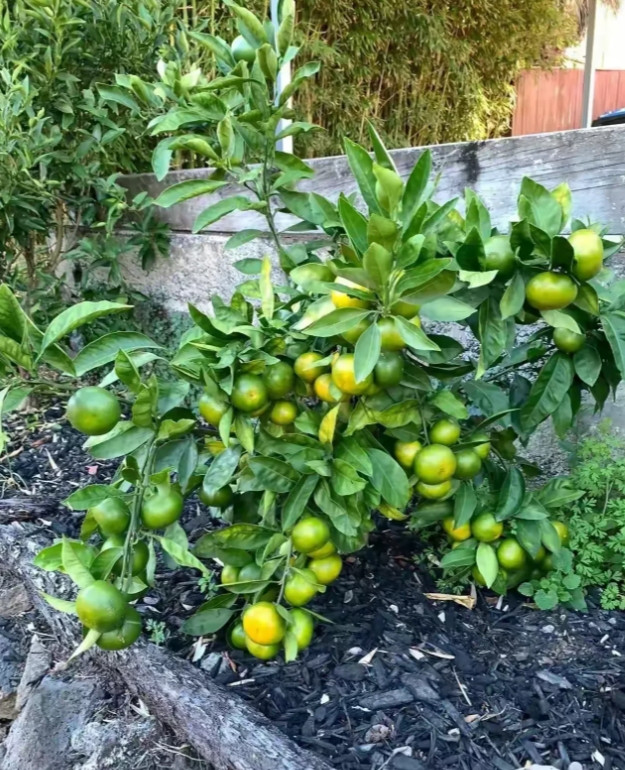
581 0 598 128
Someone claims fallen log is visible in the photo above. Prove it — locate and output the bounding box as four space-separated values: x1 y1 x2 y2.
0 522 333 770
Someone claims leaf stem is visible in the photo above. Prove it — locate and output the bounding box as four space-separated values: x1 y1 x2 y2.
121 437 156 591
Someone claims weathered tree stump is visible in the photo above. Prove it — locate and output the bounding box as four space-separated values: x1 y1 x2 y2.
0 522 332 770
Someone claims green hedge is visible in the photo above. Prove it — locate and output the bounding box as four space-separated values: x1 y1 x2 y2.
202 0 578 156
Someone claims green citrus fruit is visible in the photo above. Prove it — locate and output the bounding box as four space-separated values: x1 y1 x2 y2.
374 352 404 387
534 546 547 563
269 400 298 426
199 393 229 426
294 352 328 382
313 373 344 404
238 563 262 581
291 516 330 554
417 479 452 500
442 516 471 541
470 512 503 542
525 272 578 311
552 520 570 546
263 361 295 399
331 353 373 395
471 432 491 460
330 276 372 309
454 449 482 480
569 228 603 281
231 34 256 63
221 564 240 585
245 638 280 660
141 487 183 529
394 440 423 470
76 580 126 633
391 298 421 318
101 537 150 577
66 387 121 436
96 606 142 650
414 444 457 484
229 622 248 650
284 568 318 606
231 374 268 413
307 541 336 559
243 602 285 645
377 317 405 351
497 538 527 570
199 485 234 508
342 317 372 345
290 608 314 651
553 327 585 354
90 497 130 537
481 235 516 277
430 418 461 445
308 555 342 585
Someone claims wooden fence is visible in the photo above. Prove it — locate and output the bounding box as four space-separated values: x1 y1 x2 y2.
512 69 625 136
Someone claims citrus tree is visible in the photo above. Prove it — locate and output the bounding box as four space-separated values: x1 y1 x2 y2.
4 0 625 659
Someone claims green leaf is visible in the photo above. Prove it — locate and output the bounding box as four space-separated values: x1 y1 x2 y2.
354 321 381 383
394 316 440 352
335 438 373 476
304 308 372 337
234 413 254 453
495 468 525 521
182 608 234 636
64 485 123 511
203 446 242 495
540 519 561 553
363 243 392 288
552 393 572 438
0 335 32 369
344 137 381 214
85 423 154 460
331 459 367 496
318 404 340 445
395 259 453 295
431 390 468 420
534 589 559 610
337 195 369 255
154 179 228 209
454 483 477 527
535 477 583 509
0 284 26 341
282 474 318 532
61 538 95 588
366 448 410 509
440 544 477 569
367 214 398 251
520 353 574 432
476 297 508 378
227 2 267 44
458 269 498 289
541 309 581 334
500 273 526 319
420 297 477 322
39 301 131 355
158 536 210 575
91 547 122 580
367 120 397 171
518 177 563 237
573 346 601 386
476 542 498 588
402 151 432 225
98 85 140 110
248 457 299 492
515 519 543 559
196 524 273 554
67 628 101 663
73 332 160 376
40 593 77 615
601 311 625 379
2 386 32 414
193 196 252 233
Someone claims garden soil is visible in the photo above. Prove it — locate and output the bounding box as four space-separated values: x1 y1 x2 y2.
2 402 625 770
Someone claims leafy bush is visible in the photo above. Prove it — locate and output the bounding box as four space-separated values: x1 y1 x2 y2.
3 1 624 661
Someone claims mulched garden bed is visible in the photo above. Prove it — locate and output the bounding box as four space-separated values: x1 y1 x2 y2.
3 402 625 770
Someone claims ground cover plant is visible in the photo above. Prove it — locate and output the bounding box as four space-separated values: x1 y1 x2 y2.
1 1 625 664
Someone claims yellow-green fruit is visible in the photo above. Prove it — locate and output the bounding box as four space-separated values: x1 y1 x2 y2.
238 563 262 581
199 393 229 426
200 485 234 509
66 387 121 436
417 479 452 500
232 35 256 63
391 298 420 318
246 638 280 660
313 373 343 404
342 317 371 345
377 317 405 351
284 569 318 606
330 276 372 309
308 555 342 585
229 622 247 650
269 400 298 426
263 361 295 399
470 512 503 543
331 353 373 395
294 352 328 383
553 327 585 354
394 440 422 470
90 497 130 537
525 272 578 311
243 602 285 645
374 352 404 387
76 580 126 633
552 520 570 547
291 516 330 554
231 374 268 413
472 433 491 460
308 541 336 559
442 516 471 541
289 609 314 651
430 418 461 446
96 606 142 650
221 565 240 585
497 538 527 570
454 449 482 480
569 228 603 281
482 235 516 277
414 444 457 484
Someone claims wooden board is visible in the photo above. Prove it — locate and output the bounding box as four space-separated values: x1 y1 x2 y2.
119 125 625 234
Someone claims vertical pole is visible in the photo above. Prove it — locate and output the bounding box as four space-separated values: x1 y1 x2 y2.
581 0 598 128
270 0 293 152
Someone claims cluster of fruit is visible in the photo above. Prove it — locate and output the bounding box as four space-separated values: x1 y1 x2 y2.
443 511 570 592
394 418 489 500
225 516 342 659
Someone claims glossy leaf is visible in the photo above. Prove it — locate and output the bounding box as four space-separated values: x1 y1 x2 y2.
495 467 526 521
154 179 227 208
354 321 381 383
39 301 131 355
476 542 498 588
520 353 574 432
366 448 410 509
